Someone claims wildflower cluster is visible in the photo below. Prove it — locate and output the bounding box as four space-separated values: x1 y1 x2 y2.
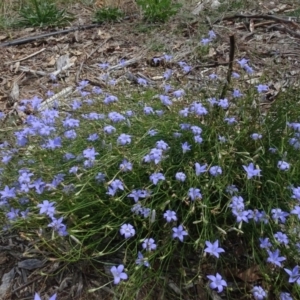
0 30 300 300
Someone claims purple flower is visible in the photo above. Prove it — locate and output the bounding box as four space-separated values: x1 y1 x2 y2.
195 163 207 175
148 129 158 136
292 187 300 200
142 238 157 251
163 210 177 222
267 249 286 267
232 72 240 78
159 94 172 106
42 137 62 149
117 134 131 145
92 86 102 94
120 224 135 239
190 125 202 135
179 107 189 117
218 98 229 109
208 73 218 80
208 30 216 39
201 38 210 45
232 209 250 223
87 133 99 142
164 69 172 80
48 217 68 236
188 188 202 201
251 133 262 140
62 118 80 128
243 163 261 179
143 148 163 164
34 293 57 300
156 140 169 150
219 135 226 142
150 172 165 185
164 54 172 61
259 237 271 250
135 251 150 267
110 265 128 284
180 123 190 130
284 266 300 284
164 84 173 93
226 185 239 195
182 65 192 73
244 64 254 74
274 232 289 245
287 122 300 131
83 147 99 160
71 99 82 110
207 97 218 106
104 94 118 104
37 200 56 217
280 292 293 300
291 205 300 219
95 172 106 183
173 89 185 98
256 84 269 93
277 161 290 171
182 142 191 153
232 89 243 98
119 159 133 172
103 125 116 134
64 129 77 139
175 172 186 182
0 186 16 199
224 117 237 125
144 106 154 115
98 62 110 69
237 58 249 68
209 165 222 176
108 112 126 123
194 135 203 144
128 189 145 202
6 208 20 220
252 286 267 300
207 273 227 293
204 240 225 258
172 225 188 242
137 77 147 86
271 208 289 223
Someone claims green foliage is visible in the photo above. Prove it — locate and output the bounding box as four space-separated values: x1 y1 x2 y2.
94 7 124 24
136 0 182 23
17 0 74 27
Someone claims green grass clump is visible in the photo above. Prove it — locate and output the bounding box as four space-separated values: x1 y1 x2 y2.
1 54 300 299
136 0 182 23
93 7 124 24
17 0 74 27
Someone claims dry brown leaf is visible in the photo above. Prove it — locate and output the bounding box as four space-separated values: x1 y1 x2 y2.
236 265 262 283
97 29 111 40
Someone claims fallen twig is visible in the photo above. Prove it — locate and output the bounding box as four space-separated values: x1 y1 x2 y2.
0 24 103 47
214 14 300 25
267 24 300 39
5 48 46 64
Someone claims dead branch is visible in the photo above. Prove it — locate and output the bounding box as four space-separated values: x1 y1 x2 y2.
0 24 102 47
214 14 300 25
220 34 235 99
